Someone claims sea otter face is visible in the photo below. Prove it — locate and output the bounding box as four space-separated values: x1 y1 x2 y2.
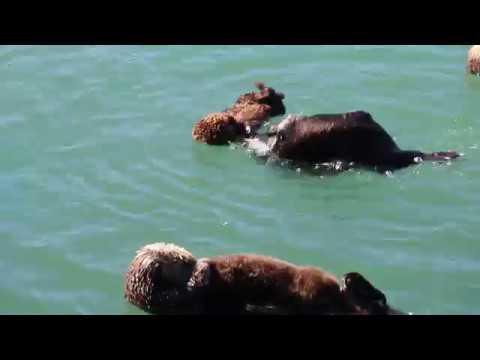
160 261 196 286
136 243 198 290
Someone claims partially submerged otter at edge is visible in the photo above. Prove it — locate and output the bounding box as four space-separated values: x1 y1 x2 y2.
192 82 286 145
124 242 405 315
247 111 461 173
467 45 480 75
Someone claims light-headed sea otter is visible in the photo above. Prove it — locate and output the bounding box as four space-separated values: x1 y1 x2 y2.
124 243 405 315
467 45 480 75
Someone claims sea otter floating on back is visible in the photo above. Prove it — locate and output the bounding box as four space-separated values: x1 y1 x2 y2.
124 242 405 315
248 111 461 172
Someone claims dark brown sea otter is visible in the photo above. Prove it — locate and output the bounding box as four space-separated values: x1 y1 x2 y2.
124 243 405 315
262 111 460 172
192 82 286 145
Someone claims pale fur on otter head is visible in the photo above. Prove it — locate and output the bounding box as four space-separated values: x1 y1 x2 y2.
468 45 480 75
136 243 197 285
124 243 211 312
124 243 196 311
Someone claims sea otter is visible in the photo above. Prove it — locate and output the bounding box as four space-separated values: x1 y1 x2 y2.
467 45 480 75
192 82 286 145
124 243 405 315
249 111 460 172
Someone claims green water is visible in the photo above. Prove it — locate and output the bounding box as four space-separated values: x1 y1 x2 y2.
1 45 479 315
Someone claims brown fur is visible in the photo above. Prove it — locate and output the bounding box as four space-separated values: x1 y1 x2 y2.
191 112 245 145
192 82 286 145
201 254 356 314
228 102 272 128
468 45 480 75
124 243 402 315
231 82 286 118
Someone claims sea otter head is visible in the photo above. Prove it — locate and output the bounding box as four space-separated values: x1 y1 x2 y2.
254 82 286 117
124 243 201 313
236 82 286 117
192 112 247 145
341 272 404 315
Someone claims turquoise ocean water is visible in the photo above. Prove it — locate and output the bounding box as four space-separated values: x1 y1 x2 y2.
1 45 479 314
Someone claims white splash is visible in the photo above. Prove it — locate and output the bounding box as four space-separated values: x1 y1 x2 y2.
243 138 270 157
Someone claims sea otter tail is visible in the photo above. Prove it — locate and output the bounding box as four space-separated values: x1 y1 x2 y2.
386 150 462 171
421 151 461 162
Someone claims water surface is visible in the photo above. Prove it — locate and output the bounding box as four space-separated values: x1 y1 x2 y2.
0 45 479 314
